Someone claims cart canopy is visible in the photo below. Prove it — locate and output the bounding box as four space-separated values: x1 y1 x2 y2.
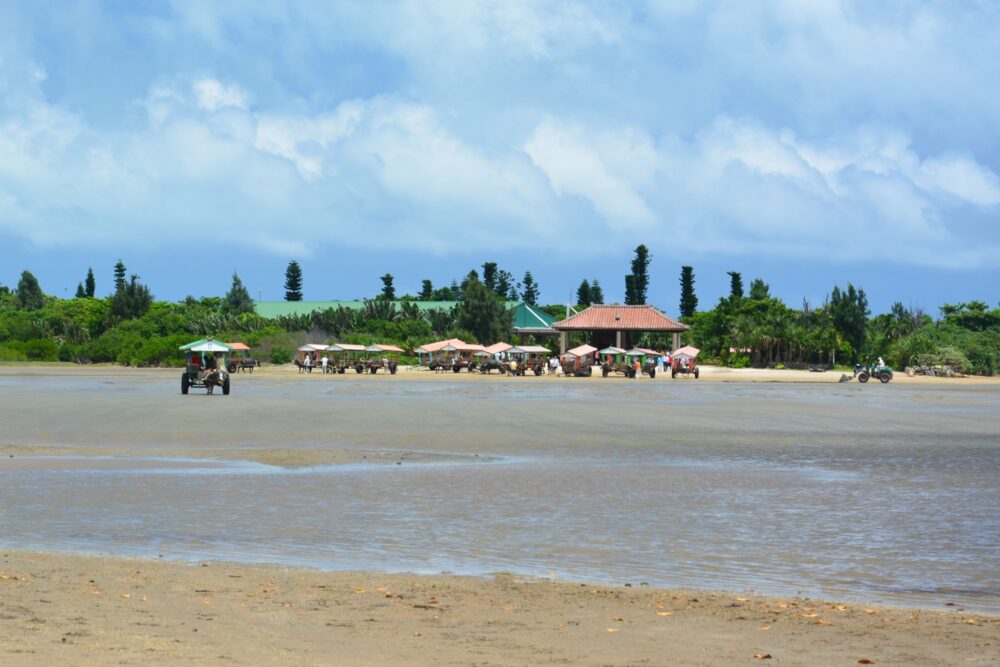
598 346 626 356
671 345 700 358
180 338 232 353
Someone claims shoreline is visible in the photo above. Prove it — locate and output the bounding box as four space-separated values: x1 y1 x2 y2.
2 550 996 666
2 361 998 384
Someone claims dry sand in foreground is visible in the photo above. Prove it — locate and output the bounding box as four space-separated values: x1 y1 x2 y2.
1 552 997 667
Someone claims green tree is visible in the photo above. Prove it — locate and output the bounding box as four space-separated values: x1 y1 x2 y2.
829 283 869 360
75 283 87 298
495 270 514 298
576 279 592 307
679 266 697 317
590 279 605 304
113 260 127 293
109 274 153 320
456 276 512 343
450 279 463 302
284 260 303 301
727 271 744 300
625 244 651 305
420 279 433 300
16 270 45 310
749 278 770 300
481 262 498 292
521 271 539 305
224 272 255 315
85 267 96 298
379 273 395 300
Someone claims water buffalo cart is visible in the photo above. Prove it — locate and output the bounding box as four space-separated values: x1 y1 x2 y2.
225 342 258 373
363 344 404 374
671 345 699 379
598 346 629 377
560 344 598 377
505 345 549 376
180 338 232 395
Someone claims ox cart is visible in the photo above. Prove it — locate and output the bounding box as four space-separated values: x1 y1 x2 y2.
180 338 231 395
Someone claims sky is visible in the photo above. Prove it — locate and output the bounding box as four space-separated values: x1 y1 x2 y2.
1 0 999 314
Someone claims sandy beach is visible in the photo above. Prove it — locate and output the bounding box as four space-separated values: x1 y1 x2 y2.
2 551 998 666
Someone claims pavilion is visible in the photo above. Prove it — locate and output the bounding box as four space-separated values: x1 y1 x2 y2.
552 304 688 353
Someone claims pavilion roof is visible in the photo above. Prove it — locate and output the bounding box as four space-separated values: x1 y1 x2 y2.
553 305 688 332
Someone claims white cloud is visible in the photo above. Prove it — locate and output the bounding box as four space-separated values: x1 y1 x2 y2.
523 121 657 231
193 78 249 112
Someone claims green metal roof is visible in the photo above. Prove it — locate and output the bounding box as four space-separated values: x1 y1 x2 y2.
255 300 465 318
510 302 557 332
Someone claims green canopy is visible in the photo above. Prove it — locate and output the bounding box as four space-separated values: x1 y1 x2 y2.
179 338 232 353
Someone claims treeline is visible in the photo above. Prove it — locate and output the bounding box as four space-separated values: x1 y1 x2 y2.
2 255 998 375
0 264 524 367
674 268 999 375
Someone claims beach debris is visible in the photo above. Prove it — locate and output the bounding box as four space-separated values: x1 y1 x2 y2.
606 628 620 633
354 588 365 594
864 609 877 614
656 612 672 617
857 660 875 665
758 625 771 631
753 653 772 659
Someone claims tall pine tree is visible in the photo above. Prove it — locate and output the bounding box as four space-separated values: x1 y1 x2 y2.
85 267 96 297
679 266 697 317
590 279 604 304
420 279 433 300
521 271 539 305
379 273 395 300
576 279 592 307
113 260 127 293
224 272 254 315
625 245 651 305
727 271 744 300
284 260 303 301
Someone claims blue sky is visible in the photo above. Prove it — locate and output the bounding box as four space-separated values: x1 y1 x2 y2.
1 1 999 314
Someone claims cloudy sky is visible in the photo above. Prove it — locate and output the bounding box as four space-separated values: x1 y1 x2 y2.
1 0 998 313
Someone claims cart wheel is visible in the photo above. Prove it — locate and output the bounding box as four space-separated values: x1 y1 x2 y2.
694 368 699 379
181 373 189 395
355 364 364 374
649 368 656 379
602 366 609 378
222 377 230 395
227 361 237 373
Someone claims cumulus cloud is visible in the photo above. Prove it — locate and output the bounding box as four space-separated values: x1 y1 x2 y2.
0 0 998 272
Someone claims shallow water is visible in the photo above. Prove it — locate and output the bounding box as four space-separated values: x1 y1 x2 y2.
1 373 998 612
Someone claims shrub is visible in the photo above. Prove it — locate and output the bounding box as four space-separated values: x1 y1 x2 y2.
0 344 27 361
270 347 293 364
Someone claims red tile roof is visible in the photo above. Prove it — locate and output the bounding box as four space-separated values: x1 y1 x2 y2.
553 305 688 332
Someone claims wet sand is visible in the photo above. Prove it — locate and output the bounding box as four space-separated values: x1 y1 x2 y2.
2 551 997 667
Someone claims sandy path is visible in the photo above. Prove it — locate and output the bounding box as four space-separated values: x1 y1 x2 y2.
1 551 997 667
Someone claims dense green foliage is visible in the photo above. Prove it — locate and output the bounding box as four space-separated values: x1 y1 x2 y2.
682 277 999 374
2 257 997 375
576 280 592 307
